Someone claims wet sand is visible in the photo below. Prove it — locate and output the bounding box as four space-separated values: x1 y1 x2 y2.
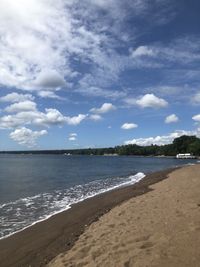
48 164 200 267
0 168 174 267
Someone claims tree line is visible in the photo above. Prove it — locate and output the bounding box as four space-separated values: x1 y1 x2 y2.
1 135 200 156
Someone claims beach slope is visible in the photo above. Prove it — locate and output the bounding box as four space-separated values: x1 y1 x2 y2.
48 164 200 267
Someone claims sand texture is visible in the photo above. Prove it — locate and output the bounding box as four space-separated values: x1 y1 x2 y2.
48 164 200 267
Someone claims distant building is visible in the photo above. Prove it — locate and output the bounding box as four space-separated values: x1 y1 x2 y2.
176 153 195 159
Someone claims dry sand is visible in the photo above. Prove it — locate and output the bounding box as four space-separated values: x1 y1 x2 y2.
48 164 200 267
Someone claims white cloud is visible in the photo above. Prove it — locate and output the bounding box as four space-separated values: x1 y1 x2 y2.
69 133 77 137
124 129 200 146
0 0 180 104
0 108 87 129
0 0 196 100
136 94 168 108
130 46 154 58
0 0 167 96
121 123 138 130
192 114 200 122
33 109 87 127
0 0 71 91
0 0 114 92
165 114 179 123
89 114 103 121
69 136 76 141
0 0 131 93
68 133 77 141
90 103 116 114
5 101 37 113
34 70 66 89
0 93 34 103
33 108 67 126
37 91 62 99
10 127 47 147
66 114 87 126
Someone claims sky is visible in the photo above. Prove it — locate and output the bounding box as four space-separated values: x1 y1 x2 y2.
0 0 200 150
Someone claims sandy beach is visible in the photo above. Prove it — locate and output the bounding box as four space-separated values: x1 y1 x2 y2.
47 164 200 267
1 164 200 267
0 168 173 267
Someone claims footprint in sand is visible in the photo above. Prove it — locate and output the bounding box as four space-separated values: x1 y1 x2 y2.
134 235 150 243
124 260 130 267
140 241 154 249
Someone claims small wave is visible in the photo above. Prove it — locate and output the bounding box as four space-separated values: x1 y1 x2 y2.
0 172 145 240
184 163 196 166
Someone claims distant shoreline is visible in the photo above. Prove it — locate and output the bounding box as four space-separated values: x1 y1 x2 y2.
0 135 199 158
0 153 198 160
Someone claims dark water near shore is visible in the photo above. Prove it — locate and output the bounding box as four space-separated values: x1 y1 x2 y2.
0 154 196 239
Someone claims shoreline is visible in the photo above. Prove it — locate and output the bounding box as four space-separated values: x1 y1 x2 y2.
0 172 145 242
0 167 176 267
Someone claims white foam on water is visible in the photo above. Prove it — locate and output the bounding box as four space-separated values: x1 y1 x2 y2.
0 172 145 240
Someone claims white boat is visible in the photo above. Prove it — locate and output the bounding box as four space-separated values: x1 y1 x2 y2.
176 153 196 159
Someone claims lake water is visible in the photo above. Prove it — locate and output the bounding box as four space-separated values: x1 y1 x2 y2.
0 154 196 239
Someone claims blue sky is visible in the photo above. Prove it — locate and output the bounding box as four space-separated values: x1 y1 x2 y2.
0 0 200 150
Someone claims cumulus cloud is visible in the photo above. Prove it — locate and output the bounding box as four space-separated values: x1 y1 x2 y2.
165 114 179 123
66 114 87 126
69 136 76 141
5 101 37 113
0 0 70 91
33 109 87 127
0 93 34 103
192 114 200 122
136 94 168 108
70 133 77 137
0 108 87 129
33 108 67 126
90 103 116 114
10 127 47 147
37 91 62 99
34 70 66 89
130 46 154 58
68 132 77 141
124 129 200 146
0 0 107 92
121 123 138 130
89 114 103 121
